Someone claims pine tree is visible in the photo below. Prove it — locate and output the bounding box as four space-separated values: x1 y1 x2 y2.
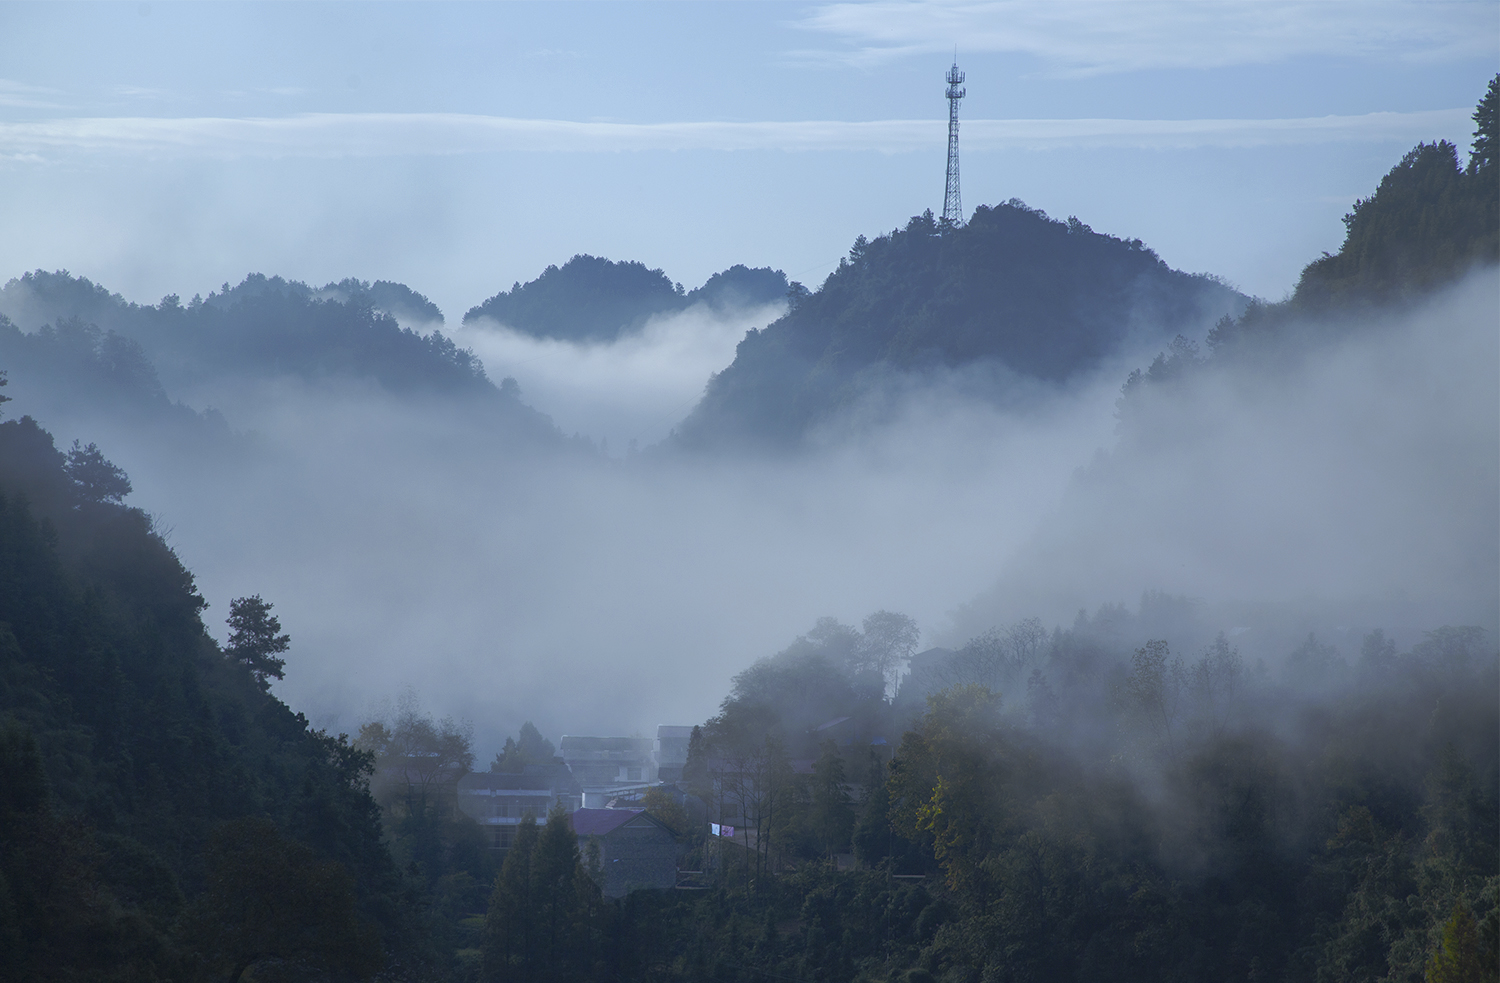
225 595 290 688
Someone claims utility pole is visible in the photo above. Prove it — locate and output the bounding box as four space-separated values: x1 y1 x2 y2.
943 57 966 226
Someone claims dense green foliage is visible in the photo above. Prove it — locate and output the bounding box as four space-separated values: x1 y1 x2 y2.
463 256 788 342
674 204 1244 451
0 415 434 980
462 613 1497 983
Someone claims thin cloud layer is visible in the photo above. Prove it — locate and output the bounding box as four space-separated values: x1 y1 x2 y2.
0 108 1470 161
794 0 1497 74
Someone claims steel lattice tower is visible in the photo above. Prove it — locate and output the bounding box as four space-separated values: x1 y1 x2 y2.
942 59 966 226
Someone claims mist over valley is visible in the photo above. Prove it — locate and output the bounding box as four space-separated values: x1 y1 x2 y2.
0 12 1494 981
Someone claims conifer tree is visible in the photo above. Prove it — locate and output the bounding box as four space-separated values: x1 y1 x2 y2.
225 594 290 688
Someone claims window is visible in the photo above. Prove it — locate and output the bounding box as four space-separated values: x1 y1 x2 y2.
628 767 643 781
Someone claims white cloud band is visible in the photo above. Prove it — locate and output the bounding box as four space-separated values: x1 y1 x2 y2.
794 1 1498 74
0 109 1472 160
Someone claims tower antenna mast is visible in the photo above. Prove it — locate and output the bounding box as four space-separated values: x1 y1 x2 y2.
942 54 966 226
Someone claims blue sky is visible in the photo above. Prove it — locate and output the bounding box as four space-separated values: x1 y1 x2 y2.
1 1 1495 320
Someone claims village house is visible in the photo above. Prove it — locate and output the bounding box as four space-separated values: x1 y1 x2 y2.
570 807 679 898
456 763 583 851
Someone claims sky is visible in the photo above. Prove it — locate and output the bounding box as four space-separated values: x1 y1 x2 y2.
1 0 1495 324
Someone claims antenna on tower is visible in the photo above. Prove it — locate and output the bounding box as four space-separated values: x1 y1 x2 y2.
942 54 966 227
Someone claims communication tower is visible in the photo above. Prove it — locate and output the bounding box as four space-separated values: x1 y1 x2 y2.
942 58 966 226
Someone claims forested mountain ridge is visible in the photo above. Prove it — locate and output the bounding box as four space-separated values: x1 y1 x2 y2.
0 270 565 450
2 271 489 398
672 204 1246 451
0 408 442 979
463 256 788 343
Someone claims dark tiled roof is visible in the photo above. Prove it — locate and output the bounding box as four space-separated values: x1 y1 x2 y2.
569 808 672 837
570 808 643 836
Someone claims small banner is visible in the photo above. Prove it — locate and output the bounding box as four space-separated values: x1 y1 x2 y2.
709 823 736 838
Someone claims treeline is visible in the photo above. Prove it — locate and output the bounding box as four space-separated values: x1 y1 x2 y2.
1123 75 1498 402
0 272 480 395
442 608 1496 983
0 272 565 459
463 257 788 343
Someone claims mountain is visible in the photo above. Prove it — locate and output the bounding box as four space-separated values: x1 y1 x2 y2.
672 203 1247 451
462 256 787 343
0 271 562 448
0 272 475 396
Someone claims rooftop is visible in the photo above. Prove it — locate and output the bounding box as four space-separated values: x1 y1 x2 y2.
570 808 648 837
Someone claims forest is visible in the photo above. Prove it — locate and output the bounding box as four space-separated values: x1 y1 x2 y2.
462 259 788 344
672 199 1246 452
0 77 1494 983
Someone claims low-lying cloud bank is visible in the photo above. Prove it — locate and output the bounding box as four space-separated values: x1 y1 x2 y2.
456 301 785 450
949 268 1499 656
4 270 1491 755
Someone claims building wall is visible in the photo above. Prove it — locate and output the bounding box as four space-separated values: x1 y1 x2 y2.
561 736 656 785
656 725 693 784
592 821 678 898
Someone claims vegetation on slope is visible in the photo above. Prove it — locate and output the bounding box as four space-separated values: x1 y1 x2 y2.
1193 74 1498 362
0 405 432 980
673 204 1245 451
463 257 787 343
0 272 494 399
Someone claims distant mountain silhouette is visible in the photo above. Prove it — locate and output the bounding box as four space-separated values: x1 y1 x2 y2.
673 203 1247 451
0 271 560 443
463 256 787 343
0 271 482 395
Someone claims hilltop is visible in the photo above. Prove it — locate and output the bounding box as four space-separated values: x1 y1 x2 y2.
672 203 1247 451
463 257 787 343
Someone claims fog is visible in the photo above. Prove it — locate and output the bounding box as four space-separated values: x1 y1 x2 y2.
456 301 786 451
5 269 1494 757
947 268 1499 656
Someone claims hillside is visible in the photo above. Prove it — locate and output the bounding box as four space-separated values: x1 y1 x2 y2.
672 204 1246 451
463 256 787 343
0 410 433 979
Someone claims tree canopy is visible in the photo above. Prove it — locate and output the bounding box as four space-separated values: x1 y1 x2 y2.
463 256 788 343
674 203 1245 451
